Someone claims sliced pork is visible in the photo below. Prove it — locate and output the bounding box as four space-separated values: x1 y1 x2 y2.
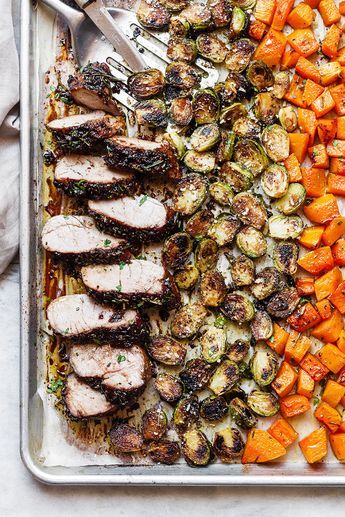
104 136 181 180
47 294 149 345
88 195 175 243
81 259 181 309
64 373 116 419
54 155 139 199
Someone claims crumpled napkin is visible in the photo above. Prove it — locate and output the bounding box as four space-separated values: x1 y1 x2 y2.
0 0 19 275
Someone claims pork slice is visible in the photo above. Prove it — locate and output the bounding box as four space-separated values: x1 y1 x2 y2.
64 373 116 418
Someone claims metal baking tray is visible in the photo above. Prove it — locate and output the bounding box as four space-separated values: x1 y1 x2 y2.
20 0 345 485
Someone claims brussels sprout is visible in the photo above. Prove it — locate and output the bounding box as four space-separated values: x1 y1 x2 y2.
209 360 240 395
219 162 253 192
135 99 168 127
181 429 212 466
164 0 189 11
218 72 252 103
207 215 241 247
221 292 255 323
273 183 306 215
173 173 207 215
273 71 290 99
200 395 228 421
247 389 280 417
220 102 247 127
213 427 245 463
227 385 247 400
171 302 208 339
201 326 227 363
147 335 187 366
232 0 256 9
166 61 201 90
142 407 168 441
137 0 171 29
250 346 279 387
154 373 183 403
199 270 227 307
233 139 269 176
148 440 181 465
190 123 220 152
246 60 274 91
230 255 255 286
180 2 213 29
193 89 220 125
229 7 248 39
179 358 213 392
164 84 190 103
254 92 281 124
250 310 273 341
196 33 228 63
209 0 231 27
236 226 267 259
195 238 219 272
186 210 214 238
250 267 284 300
279 106 298 133
110 423 143 453
261 164 289 199
169 96 193 126
169 16 191 36
174 264 200 290
225 38 256 73
209 181 233 205
128 69 165 101
173 395 199 431
163 232 193 270
184 150 216 173
233 117 261 139
268 214 304 240
227 339 250 362
216 130 235 163
262 124 290 162
232 192 267 230
273 241 299 276
167 37 197 63
229 397 257 429
266 287 300 319
163 130 186 157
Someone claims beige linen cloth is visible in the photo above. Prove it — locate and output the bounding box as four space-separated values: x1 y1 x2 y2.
0 0 19 275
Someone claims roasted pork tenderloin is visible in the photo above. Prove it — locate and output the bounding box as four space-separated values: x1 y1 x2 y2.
64 373 116 419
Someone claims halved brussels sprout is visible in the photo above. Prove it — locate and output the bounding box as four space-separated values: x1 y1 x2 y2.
193 89 220 125
167 37 197 63
279 106 298 132
199 270 227 307
229 397 257 429
200 395 228 421
207 215 241 247
273 241 299 276
165 84 190 103
169 16 191 36
222 72 252 102
163 130 186 157
169 97 193 126
180 2 213 29
137 0 171 29
250 267 284 300
227 339 250 362
247 389 280 417
246 60 274 91
230 255 255 286
148 440 181 465
216 130 235 163
142 407 168 441
266 287 300 319
209 181 233 205
166 61 201 89
147 335 187 366
213 427 245 463
174 264 200 290
254 92 281 124
233 139 269 176
154 373 183 403
181 429 212 466
195 238 219 272
250 310 273 341
209 0 231 27
233 116 261 139
196 33 228 63
232 0 256 9
268 214 304 240
232 192 267 230
190 123 220 152
250 346 279 387
186 210 214 237
162 232 193 270
173 395 199 431
164 0 189 11
227 385 247 400
209 360 240 395
225 38 256 73
173 173 207 215
201 326 227 363
262 124 290 162
171 302 208 339
273 183 306 215
110 423 143 453
273 71 290 99
220 103 247 127
135 99 168 127
221 292 255 323
261 164 289 199
179 358 213 393
128 69 165 99
229 7 248 39
184 150 216 173
219 162 253 192
236 226 267 258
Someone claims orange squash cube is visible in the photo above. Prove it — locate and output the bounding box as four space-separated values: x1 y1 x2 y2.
280 394 310 418
242 429 286 464
300 353 330 381
268 418 298 448
299 427 328 463
315 401 342 432
329 433 345 461
271 361 298 397
297 369 315 398
317 343 345 373
322 379 345 407
314 267 343 300
311 310 344 343
329 281 345 314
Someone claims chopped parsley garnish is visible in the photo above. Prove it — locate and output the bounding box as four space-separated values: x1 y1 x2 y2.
139 194 148 206
119 261 126 270
47 379 64 393
117 354 126 364
115 284 122 292
214 316 226 329
104 239 112 247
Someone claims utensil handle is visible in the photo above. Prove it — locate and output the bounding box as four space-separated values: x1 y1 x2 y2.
40 0 85 25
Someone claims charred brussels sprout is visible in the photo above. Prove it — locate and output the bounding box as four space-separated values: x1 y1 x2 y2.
135 99 168 127
184 150 216 173
173 395 199 431
147 335 187 366
164 0 189 10
148 440 181 465
268 214 304 240
279 106 298 132
229 7 248 39
190 123 220 152
171 302 208 339
216 72 251 104
246 60 274 91
162 232 193 270
209 0 231 27
273 241 299 276
209 182 233 205
262 124 290 162
273 71 290 99
166 61 201 90
233 139 269 176
173 174 207 215
261 164 289 199
233 117 261 139
267 287 300 319
225 39 256 73
273 183 306 215
186 210 214 238
142 407 168 441
219 102 247 127
199 270 227 307
163 130 186 157
209 360 240 395
200 395 228 421
174 264 200 290
180 2 213 30
216 130 235 163
195 238 219 272
221 291 255 323
227 339 250 362
230 255 255 286
154 373 183 403
137 0 171 29
196 33 228 63
201 326 227 363
254 92 281 124
181 429 212 466
236 226 267 258
247 390 280 417
250 346 279 387
219 162 253 192
232 192 267 230
213 427 245 463
250 310 273 341
229 397 257 429
169 97 193 126
167 37 197 63
193 89 220 125
128 69 165 99
207 215 241 247
169 16 191 36
232 0 256 9
250 267 284 300
110 423 143 453
179 358 213 392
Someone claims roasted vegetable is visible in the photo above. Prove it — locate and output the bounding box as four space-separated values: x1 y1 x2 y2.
163 232 193 270
195 238 219 272
171 302 208 339
200 395 228 421
174 264 200 290
261 164 289 198
254 92 281 124
268 214 304 240
232 0 256 9
193 89 220 125
221 292 255 323
250 346 279 387
209 360 240 395
273 241 299 275
232 192 267 230
219 162 253 192
128 69 165 99
110 423 143 453
180 2 212 30
148 440 181 464
209 0 231 27
213 427 245 463
184 150 216 173
273 183 306 215
169 97 193 126
233 117 261 139
147 335 187 366
267 287 300 318
250 310 273 341
190 123 220 152
207 215 241 247
230 255 255 286
262 124 290 162
166 61 201 89
142 407 168 441
199 270 227 307
229 397 257 429
209 181 233 205
167 37 197 63
201 326 227 363
179 358 213 392
246 60 274 90
137 0 171 29
229 7 248 39
173 395 199 431
164 0 189 11
163 130 186 157
236 226 267 258
219 102 247 127
279 106 298 132
173 174 207 215
186 210 214 237
225 39 256 73
247 389 280 417
233 139 269 176
196 33 228 63
215 73 250 105
181 429 212 466
250 267 284 300
227 339 250 362
169 16 191 36
154 373 183 403
135 99 167 127
216 130 236 162
273 71 290 99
